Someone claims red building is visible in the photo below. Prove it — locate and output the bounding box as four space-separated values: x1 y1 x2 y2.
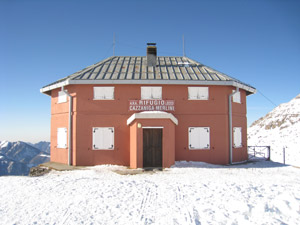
41 44 256 168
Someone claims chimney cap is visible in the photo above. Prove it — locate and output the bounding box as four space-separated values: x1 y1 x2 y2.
147 43 156 46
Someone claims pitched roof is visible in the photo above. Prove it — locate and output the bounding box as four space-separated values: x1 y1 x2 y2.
40 56 256 95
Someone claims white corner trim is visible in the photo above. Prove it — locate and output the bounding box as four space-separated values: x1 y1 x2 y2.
127 111 178 126
40 79 71 94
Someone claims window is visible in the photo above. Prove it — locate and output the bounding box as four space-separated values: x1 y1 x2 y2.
58 91 67 103
232 90 241 103
188 87 209 100
94 87 114 100
188 127 210 150
141 86 162 100
57 128 67 148
93 127 114 150
233 127 242 148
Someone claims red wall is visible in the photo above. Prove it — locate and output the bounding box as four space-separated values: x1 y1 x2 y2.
50 84 248 166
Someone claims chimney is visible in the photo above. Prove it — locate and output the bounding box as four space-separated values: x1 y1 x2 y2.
147 43 157 67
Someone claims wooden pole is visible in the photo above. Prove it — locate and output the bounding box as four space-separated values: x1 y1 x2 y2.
283 147 285 164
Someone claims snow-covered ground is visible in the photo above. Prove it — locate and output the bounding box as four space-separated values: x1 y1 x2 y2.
0 161 299 225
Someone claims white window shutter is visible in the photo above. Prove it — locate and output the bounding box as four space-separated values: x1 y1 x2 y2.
233 127 242 148
232 91 241 103
105 128 114 149
151 87 162 99
93 128 100 149
188 87 208 100
189 127 210 150
57 128 67 148
188 87 198 100
104 87 114 100
93 127 114 150
58 91 67 103
198 87 209 100
189 127 200 149
94 87 104 99
141 87 152 99
141 87 162 99
94 87 114 100
199 127 210 149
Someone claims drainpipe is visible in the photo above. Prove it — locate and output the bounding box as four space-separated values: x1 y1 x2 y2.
61 86 73 166
228 87 239 164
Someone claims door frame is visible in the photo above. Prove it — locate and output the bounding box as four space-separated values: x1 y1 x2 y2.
142 127 163 168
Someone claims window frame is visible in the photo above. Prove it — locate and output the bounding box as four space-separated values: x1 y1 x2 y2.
92 127 114 150
188 87 209 100
93 87 115 100
141 86 162 100
188 127 210 150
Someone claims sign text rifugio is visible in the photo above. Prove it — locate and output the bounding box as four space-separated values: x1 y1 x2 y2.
129 100 175 111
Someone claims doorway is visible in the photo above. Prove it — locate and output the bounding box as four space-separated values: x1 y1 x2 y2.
143 128 162 168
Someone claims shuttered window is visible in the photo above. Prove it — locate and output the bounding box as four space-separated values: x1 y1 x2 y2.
233 127 242 148
188 127 210 150
94 87 114 100
57 128 67 148
93 127 114 150
58 91 67 103
141 87 162 100
232 90 241 103
188 87 209 100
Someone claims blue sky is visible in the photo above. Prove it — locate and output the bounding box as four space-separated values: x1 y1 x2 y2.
1 0 299 143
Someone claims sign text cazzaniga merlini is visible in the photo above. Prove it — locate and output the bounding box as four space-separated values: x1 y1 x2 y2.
129 100 175 111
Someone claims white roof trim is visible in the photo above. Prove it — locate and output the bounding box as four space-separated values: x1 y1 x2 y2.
232 81 256 94
40 78 256 95
127 111 178 126
40 79 70 94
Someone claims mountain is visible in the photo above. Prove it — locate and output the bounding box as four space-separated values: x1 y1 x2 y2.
0 141 50 176
28 141 50 154
248 94 300 166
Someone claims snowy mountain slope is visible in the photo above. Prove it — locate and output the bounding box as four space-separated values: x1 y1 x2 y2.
248 94 300 166
0 141 50 176
28 141 50 154
0 161 299 224
0 154 29 176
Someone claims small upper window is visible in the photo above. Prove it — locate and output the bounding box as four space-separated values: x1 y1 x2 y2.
141 87 162 100
232 90 241 103
58 91 67 103
94 87 114 100
188 87 209 100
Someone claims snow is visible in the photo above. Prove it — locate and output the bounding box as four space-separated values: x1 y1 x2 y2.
0 140 9 149
1 161 300 224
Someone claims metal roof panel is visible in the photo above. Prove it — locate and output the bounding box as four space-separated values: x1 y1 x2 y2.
41 56 256 95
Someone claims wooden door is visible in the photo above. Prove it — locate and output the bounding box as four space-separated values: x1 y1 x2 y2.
143 129 162 168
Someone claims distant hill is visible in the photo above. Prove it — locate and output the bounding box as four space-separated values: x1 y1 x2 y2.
0 141 50 176
248 94 300 166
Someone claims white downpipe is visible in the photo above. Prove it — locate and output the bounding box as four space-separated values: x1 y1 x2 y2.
228 87 239 164
61 87 73 166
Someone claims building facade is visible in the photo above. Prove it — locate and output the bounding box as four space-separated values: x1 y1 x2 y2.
41 45 256 168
